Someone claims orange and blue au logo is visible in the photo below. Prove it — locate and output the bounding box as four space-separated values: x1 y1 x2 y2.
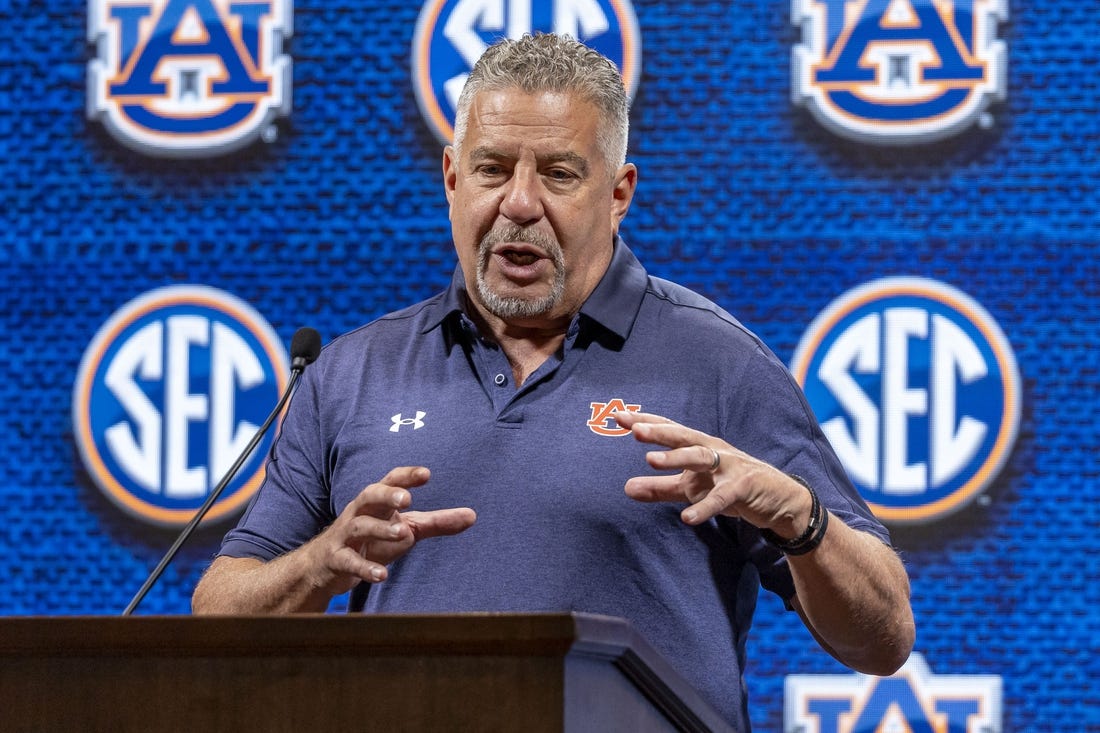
791 278 1020 524
785 653 1002 732
73 286 288 527
411 0 642 143
87 0 292 157
791 0 1008 144
587 399 641 436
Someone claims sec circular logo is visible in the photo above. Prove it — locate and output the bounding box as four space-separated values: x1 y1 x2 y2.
73 285 288 528
411 0 642 143
791 278 1021 524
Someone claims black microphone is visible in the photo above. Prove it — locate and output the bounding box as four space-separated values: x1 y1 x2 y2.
122 327 322 616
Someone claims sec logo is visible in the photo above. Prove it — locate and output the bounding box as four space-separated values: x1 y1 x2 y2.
73 286 288 527
411 0 642 143
791 278 1020 524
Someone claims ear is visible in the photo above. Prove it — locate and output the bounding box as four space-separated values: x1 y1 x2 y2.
442 145 459 218
610 163 638 234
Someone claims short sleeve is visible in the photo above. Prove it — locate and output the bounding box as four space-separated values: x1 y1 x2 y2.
217 364 335 560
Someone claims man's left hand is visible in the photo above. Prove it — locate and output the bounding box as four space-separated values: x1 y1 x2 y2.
614 410 812 538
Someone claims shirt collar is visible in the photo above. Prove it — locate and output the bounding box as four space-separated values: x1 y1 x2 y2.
577 236 647 342
419 269 468 335
422 236 648 343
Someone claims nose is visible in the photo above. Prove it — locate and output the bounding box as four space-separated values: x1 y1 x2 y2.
498 166 544 225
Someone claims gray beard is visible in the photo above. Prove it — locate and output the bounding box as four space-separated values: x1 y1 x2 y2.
475 225 566 321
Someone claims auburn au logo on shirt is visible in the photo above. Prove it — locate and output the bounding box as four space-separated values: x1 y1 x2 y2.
791 0 1008 144
87 0 293 157
587 399 640 436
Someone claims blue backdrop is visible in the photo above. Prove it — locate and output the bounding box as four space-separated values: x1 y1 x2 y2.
2 1 1097 730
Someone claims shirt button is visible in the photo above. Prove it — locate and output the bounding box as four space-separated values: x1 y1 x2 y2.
494 373 507 386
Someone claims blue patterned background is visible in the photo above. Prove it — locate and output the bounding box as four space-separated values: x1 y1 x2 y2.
1 1 1097 730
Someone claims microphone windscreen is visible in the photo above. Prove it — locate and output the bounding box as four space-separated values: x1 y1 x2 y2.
290 327 322 366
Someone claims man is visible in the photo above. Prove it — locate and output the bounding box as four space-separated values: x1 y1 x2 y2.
193 33 914 728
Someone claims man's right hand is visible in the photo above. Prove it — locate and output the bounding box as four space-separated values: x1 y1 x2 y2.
191 467 476 614
305 466 477 596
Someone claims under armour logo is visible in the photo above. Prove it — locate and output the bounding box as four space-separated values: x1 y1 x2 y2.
390 411 427 433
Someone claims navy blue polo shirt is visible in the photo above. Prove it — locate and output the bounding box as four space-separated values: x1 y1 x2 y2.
220 239 889 729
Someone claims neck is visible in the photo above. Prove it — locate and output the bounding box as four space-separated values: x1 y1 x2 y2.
468 301 573 387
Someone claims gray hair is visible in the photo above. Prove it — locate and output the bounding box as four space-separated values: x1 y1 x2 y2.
452 33 630 171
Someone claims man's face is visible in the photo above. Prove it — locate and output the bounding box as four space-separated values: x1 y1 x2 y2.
443 88 636 330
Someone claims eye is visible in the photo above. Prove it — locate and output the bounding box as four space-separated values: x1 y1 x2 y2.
545 168 577 182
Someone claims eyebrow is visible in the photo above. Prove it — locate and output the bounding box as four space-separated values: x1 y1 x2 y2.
467 147 590 177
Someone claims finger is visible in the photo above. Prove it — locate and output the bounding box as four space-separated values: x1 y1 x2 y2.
345 513 411 544
328 544 393 584
612 410 676 430
404 508 478 540
645 445 722 474
350 467 432 517
622 417 712 451
378 465 433 488
624 474 691 503
340 508 476 574
348 508 477 546
683 489 737 525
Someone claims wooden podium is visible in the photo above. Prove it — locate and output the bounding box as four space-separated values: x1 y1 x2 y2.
0 613 734 732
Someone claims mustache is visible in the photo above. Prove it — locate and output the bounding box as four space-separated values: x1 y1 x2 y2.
479 225 561 257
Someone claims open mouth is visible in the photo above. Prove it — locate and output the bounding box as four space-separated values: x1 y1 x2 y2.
492 243 546 268
501 248 541 266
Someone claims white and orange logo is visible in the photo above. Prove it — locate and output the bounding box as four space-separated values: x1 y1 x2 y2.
412 0 642 143
587 399 640 436
791 0 1008 145
73 285 288 527
791 277 1020 524
87 0 293 157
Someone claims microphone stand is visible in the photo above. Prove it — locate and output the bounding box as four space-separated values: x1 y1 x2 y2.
122 362 307 616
